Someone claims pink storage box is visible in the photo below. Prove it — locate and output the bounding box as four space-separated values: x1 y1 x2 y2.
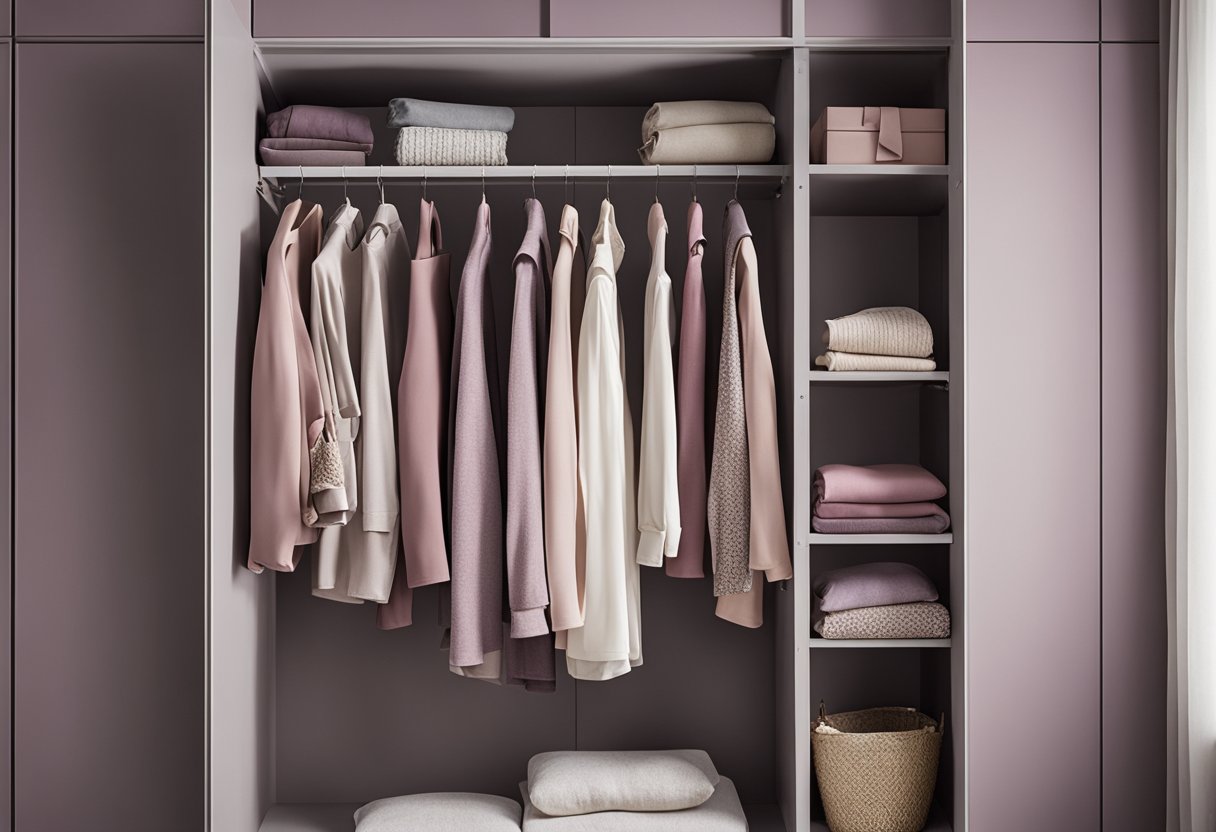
811 106 946 165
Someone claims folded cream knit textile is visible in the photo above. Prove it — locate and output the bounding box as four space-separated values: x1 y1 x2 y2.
394 127 508 166
815 601 951 640
824 306 934 358
816 351 937 372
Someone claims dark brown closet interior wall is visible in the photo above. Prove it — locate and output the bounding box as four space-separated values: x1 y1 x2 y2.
9 0 206 828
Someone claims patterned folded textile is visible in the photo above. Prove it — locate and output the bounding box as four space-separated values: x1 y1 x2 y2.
265 105 375 147
814 500 943 519
823 306 934 358
811 512 950 535
815 601 951 639
814 562 938 613
639 123 775 165
388 97 516 132
394 127 509 166
815 351 937 372
815 463 947 504
258 146 368 166
642 100 774 136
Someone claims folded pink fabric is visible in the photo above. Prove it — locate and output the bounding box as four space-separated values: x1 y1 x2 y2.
260 137 374 154
258 144 368 166
266 104 375 146
814 463 946 504
811 511 950 535
814 500 944 519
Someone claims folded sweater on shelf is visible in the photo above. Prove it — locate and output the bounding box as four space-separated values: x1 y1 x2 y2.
815 351 937 372
258 138 369 166
824 306 934 358
639 122 776 165
394 126 509 166
811 511 950 535
815 601 951 640
815 463 947 505
266 104 375 147
388 97 517 132
813 499 944 519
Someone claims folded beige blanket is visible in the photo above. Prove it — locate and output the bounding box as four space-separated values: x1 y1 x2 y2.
816 351 937 372
639 123 775 165
394 126 508 166
642 100 774 136
815 601 951 640
824 306 934 358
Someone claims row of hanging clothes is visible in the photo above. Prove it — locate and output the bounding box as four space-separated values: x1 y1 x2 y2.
246 175 793 689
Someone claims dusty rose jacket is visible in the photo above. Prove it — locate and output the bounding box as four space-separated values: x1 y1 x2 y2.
247 200 325 574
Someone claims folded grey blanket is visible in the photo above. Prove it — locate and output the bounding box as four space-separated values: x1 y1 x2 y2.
394 127 508 166
815 601 951 640
388 97 516 132
639 123 775 165
824 306 934 358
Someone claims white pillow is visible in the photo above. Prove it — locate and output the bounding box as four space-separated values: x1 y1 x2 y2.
354 793 522 832
526 750 720 817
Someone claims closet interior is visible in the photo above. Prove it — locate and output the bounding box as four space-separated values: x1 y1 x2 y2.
208 2 964 830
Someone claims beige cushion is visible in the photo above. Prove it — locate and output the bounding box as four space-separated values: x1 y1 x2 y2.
354 793 522 832
525 750 719 817
520 777 747 832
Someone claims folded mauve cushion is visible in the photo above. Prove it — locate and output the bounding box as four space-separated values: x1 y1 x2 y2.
642 100 774 136
260 136 373 154
388 97 516 132
814 500 943 519
815 601 952 639
639 123 775 165
814 562 938 613
811 512 951 535
527 750 719 816
266 105 375 146
520 778 747 832
354 793 522 832
815 463 947 504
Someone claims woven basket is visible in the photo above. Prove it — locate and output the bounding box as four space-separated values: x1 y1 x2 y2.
812 703 943 832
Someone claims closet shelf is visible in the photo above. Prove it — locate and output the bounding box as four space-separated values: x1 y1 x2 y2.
804 36 953 53
808 165 951 216
807 370 948 383
808 638 952 649
259 164 791 182
807 533 953 545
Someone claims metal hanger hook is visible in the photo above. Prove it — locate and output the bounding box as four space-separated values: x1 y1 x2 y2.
654 164 660 203
422 166 427 200
531 165 537 200
606 164 612 201
481 166 486 203
734 165 740 201
692 165 698 202
342 165 348 202
298 165 305 199
378 165 385 205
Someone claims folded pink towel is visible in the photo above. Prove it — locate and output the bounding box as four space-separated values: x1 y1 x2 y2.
815 463 946 504
814 500 944 519
811 512 950 535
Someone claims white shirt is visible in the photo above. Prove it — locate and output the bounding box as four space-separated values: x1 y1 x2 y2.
565 199 642 681
636 202 681 567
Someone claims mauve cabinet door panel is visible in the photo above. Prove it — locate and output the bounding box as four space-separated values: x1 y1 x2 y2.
966 0 1097 41
14 44 205 831
1101 43 1165 832
0 44 10 832
16 0 202 37
253 0 541 37
1102 0 1159 41
549 0 785 37
0 0 9 36
966 43 1101 832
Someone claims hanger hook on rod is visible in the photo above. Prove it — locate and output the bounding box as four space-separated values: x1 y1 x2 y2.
422 165 428 201
606 164 612 201
298 165 305 199
481 165 486 204
342 165 348 202
531 164 538 200
734 165 740 201
564 163 570 203
654 164 660 203
378 165 385 205
692 165 698 203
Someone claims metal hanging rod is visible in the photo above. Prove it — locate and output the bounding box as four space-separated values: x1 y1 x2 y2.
258 164 791 181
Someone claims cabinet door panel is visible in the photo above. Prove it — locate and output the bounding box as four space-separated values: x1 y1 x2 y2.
966 42 1101 832
549 0 785 37
1102 0 1159 41
966 0 1097 41
0 42 9 832
253 0 541 37
14 43 205 832
806 0 950 38
16 0 202 37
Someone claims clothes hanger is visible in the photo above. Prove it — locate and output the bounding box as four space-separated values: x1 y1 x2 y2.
654 164 660 204
691 165 698 203
564 164 570 205
733 165 740 202
341 165 350 207
298 165 305 201
481 165 486 205
531 164 537 203
421 165 428 203
606 164 612 202
377 165 385 205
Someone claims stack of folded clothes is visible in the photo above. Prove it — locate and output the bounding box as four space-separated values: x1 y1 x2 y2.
639 100 775 165
815 305 936 372
813 463 950 534
813 562 951 640
388 97 514 166
259 105 374 166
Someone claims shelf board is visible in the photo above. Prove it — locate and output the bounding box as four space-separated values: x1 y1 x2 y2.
259 164 791 181
808 165 951 216
808 370 948 383
803 36 953 53
808 533 952 545
260 802 787 832
809 637 952 649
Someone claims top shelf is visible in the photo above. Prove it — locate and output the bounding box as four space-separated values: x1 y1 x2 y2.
259 164 792 181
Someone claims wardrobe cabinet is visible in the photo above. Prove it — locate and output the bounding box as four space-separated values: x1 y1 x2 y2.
15 0 202 37
251 0 543 38
14 43 205 832
549 0 786 37
1101 42 1165 832
965 0 1098 41
965 42 1101 832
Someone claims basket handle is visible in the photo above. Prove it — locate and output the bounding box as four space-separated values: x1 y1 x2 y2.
818 701 828 723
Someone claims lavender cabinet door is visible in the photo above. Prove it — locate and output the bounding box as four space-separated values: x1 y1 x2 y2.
14 44 205 831
966 43 1101 832
966 0 1097 41
1102 0 1160 41
550 0 785 37
1101 42 1165 832
16 0 202 36
253 0 542 37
